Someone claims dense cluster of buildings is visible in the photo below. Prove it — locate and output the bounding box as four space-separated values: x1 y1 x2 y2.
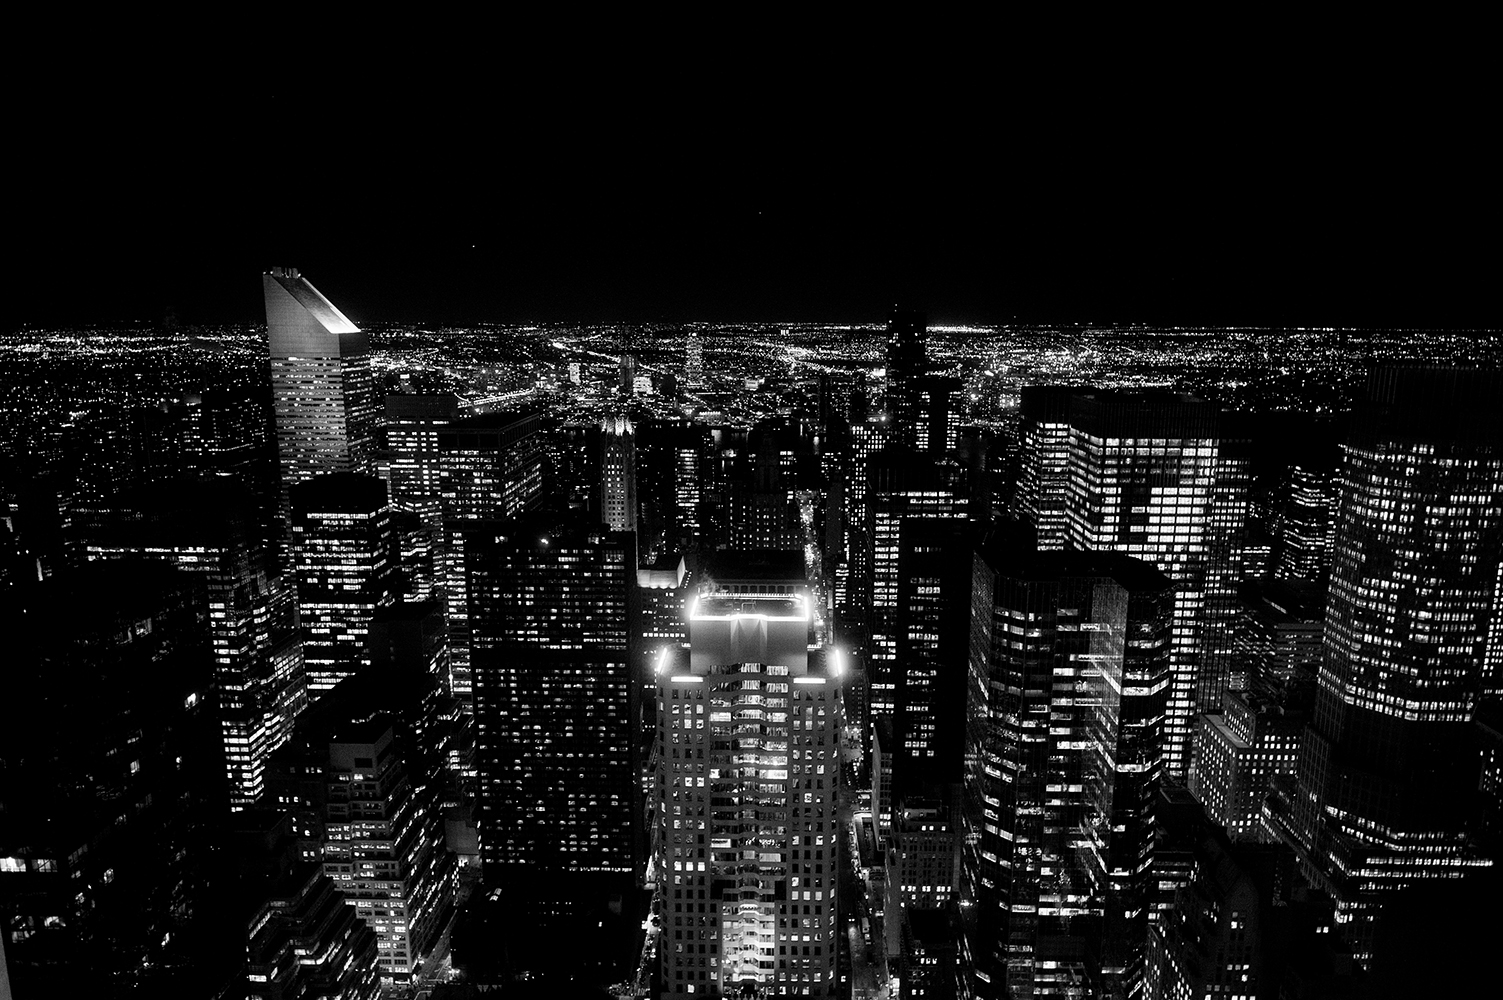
1 270 1499 999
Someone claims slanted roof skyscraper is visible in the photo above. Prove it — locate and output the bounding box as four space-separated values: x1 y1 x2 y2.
264 268 377 526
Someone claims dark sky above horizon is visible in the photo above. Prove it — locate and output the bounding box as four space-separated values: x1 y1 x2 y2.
7 41 1496 332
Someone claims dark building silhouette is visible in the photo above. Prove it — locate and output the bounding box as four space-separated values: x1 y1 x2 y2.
891 518 977 808
461 516 642 979
863 450 967 728
78 479 304 809
236 811 383 1000
435 410 548 707
0 561 221 995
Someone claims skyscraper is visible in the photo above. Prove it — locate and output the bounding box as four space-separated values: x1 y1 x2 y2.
863 450 968 725
264 268 377 521
289 473 399 699
268 702 457 981
78 480 304 809
884 306 938 453
1276 463 1337 584
1016 387 1076 550
601 414 639 533
1048 390 1225 778
891 517 979 807
655 552 842 998
463 516 642 966
432 409 550 707
1272 368 1503 963
384 393 462 526
962 543 1174 1000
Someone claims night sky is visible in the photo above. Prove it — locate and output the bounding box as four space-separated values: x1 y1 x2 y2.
7 38 1495 331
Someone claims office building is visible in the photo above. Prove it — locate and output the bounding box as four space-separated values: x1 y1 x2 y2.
264 268 377 521
1276 464 1337 584
239 812 382 1000
838 417 892 618
1041 390 1225 779
1190 690 1306 841
602 414 639 533
436 410 548 704
886 307 928 376
636 418 711 555
384 393 462 525
728 423 811 554
864 451 967 725
892 517 977 807
654 552 842 998
1272 368 1503 964
686 328 704 385
78 480 305 809
463 516 642 962
908 375 965 456
289 473 399 698
1145 827 1312 1000
436 410 547 522
1016 387 1076 550
963 544 1174 1000
267 686 457 981
889 801 962 912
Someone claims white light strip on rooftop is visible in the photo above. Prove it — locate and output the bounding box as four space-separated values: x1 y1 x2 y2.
690 612 810 622
793 677 827 685
670 676 703 684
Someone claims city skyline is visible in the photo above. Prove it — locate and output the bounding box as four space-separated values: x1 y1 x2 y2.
0 165 1496 998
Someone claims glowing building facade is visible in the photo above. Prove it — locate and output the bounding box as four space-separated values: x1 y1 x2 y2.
384 393 462 526
289 473 399 699
1060 392 1223 779
264 268 377 522
1273 368 1503 964
1015 386 1075 551
1189 690 1305 842
963 546 1174 1000
1276 464 1337 584
655 554 842 998
601 414 638 533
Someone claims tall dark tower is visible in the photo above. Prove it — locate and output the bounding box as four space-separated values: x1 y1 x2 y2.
463 516 642 980
885 306 929 381
1272 367 1503 965
79 480 304 810
885 306 932 449
264 268 377 529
